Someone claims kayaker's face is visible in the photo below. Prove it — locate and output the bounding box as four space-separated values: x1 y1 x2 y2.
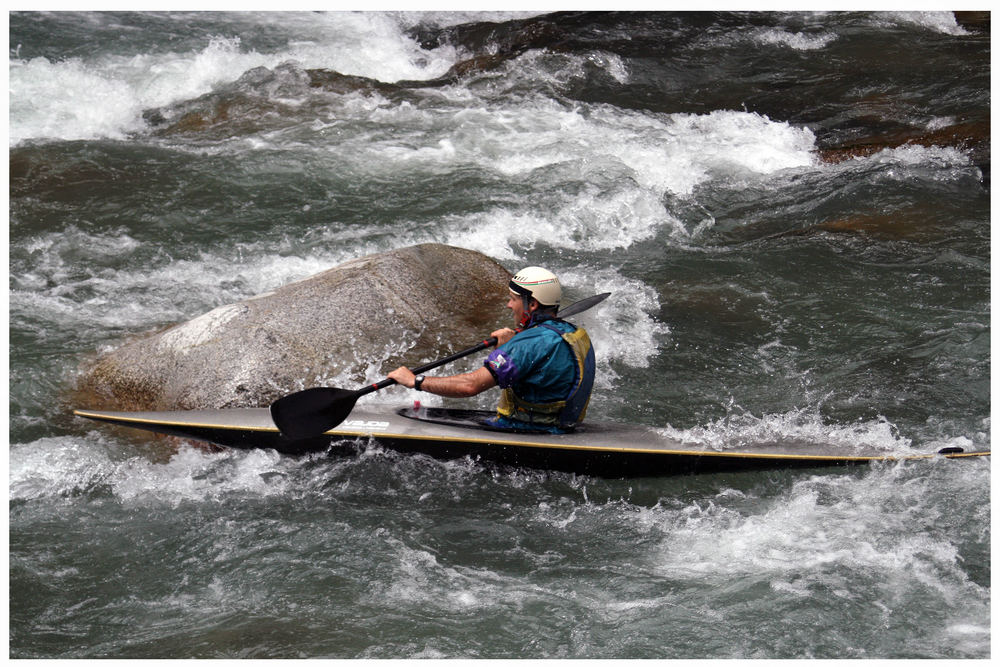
506 292 537 324
506 293 524 323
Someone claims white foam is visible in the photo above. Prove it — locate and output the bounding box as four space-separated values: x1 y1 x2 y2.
9 57 149 144
346 102 820 254
240 92 818 206
826 144 979 185
372 537 542 614
9 224 369 333
653 460 989 588
442 192 676 259
9 434 305 507
750 27 837 51
873 11 969 36
657 406 915 455
9 35 276 144
427 102 816 198
866 144 973 169
280 12 460 82
9 13 463 145
9 435 116 502
109 445 294 505
556 266 669 371
390 10 547 29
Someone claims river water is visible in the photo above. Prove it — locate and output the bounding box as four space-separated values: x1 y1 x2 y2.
8 11 990 658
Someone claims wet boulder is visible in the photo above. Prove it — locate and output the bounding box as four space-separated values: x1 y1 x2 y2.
816 117 991 168
77 244 511 411
143 62 404 138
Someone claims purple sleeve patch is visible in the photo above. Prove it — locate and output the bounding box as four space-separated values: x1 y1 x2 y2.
485 348 519 388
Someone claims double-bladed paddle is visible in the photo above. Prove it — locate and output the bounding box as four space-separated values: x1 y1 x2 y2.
270 291 610 440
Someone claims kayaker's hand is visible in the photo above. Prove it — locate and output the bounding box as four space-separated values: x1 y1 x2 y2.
387 366 416 388
491 327 517 346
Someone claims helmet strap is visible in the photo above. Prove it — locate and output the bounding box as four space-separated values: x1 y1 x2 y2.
519 296 533 329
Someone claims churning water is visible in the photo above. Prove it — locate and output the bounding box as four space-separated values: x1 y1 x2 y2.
9 11 990 658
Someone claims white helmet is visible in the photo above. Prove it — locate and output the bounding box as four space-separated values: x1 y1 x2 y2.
509 266 561 307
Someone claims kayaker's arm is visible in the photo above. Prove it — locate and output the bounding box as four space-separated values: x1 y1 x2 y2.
388 365 496 398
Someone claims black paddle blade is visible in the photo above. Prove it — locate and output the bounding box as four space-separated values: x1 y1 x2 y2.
270 387 360 440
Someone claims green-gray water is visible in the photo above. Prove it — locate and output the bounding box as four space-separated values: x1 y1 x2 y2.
9 11 990 658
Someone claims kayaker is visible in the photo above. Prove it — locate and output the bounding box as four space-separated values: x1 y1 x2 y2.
387 266 596 432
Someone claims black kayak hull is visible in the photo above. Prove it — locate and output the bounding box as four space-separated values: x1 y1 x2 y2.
73 406 990 478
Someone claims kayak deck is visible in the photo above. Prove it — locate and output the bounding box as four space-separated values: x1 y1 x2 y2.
73 406 990 478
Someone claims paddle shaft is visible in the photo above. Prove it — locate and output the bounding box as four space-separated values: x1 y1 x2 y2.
356 337 497 398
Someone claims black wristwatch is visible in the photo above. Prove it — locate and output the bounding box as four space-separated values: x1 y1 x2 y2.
414 375 426 391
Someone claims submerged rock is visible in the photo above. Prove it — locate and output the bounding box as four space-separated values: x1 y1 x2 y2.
77 244 511 411
816 117 991 168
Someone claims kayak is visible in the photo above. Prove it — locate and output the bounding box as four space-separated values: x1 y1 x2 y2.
73 405 990 477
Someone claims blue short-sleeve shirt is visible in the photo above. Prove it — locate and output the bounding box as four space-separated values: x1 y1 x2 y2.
484 319 577 404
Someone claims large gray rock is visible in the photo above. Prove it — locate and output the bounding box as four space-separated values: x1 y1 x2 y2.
77 244 511 411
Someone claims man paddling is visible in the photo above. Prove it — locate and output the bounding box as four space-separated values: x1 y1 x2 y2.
387 266 596 433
